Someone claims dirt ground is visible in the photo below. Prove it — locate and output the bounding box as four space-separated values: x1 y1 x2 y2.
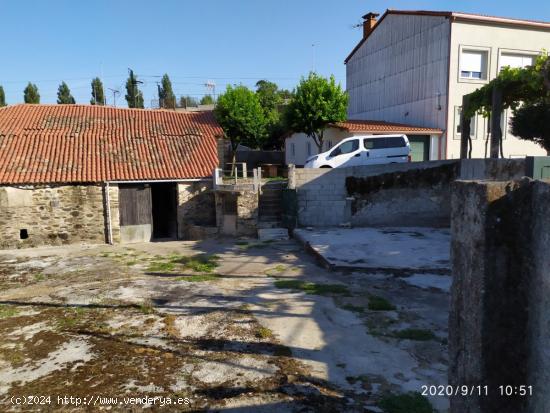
0 234 450 412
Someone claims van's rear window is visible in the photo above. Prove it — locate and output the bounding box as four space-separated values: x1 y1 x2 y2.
364 137 406 149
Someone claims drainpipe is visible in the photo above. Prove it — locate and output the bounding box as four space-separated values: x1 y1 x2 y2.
104 182 113 245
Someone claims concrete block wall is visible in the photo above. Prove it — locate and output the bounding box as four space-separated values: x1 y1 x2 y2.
0 184 107 248
449 179 550 413
288 159 528 228
289 161 457 227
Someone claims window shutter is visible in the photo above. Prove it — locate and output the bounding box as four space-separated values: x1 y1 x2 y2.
461 51 484 72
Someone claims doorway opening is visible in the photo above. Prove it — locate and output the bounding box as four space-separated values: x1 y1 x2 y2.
151 183 178 240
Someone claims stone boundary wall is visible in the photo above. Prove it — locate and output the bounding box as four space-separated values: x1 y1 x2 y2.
177 181 216 239
288 159 527 228
449 179 550 413
0 184 107 248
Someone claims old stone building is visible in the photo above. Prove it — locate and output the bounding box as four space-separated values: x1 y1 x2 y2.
0 104 223 248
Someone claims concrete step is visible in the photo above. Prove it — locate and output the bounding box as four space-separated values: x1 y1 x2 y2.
258 227 289 241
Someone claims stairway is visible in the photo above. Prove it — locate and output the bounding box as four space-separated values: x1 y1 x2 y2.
258 181 285 229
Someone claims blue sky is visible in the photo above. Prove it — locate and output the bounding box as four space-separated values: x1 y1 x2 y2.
2 0 549 107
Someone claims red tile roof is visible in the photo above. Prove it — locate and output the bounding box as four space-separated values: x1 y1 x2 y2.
345 9 550 63
0 104 223 184
331 120 442 135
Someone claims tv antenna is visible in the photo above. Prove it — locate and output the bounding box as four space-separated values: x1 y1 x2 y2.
204 80 216 101
108 88 120 107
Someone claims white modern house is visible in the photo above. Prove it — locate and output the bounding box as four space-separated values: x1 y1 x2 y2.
285 120 442 166
345 9 550 160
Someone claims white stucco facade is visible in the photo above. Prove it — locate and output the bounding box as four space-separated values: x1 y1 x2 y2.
346 11 550 160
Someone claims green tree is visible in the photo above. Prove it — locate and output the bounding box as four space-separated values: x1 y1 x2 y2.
125 70 144 108
178 95 198 108
57 82 76 104
158 74 176 109
465 54 550 154
23 82 40 104
285 73 348 152
255 80 287 149
0 86 6 107
200 94 215 105
90 77 105 105
214 85 267 171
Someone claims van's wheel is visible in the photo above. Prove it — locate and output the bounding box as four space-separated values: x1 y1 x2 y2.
320 165 332 168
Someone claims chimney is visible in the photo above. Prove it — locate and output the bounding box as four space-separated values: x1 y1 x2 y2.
362 12 379 38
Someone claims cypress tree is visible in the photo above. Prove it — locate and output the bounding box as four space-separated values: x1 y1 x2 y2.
90 77 105 105
23 83 40 104
0 86 6 107
57 82 76 104
125 70 144 108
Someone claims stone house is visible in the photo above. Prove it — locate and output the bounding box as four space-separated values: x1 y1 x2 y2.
0 104 223 248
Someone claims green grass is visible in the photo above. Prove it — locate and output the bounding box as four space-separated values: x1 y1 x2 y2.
393 328 436 341
33 273 46 282
178 254 220 273
274 279 350 295
255 326 274 339
368 295 396 311
137 302 155 315
147 261 176 272
175 274 220 282
341 304 365 313
0 305 19 319
378 392 434 413
146 253 220 274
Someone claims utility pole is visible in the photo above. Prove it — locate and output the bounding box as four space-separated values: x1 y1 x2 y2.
128 68 143 108
108 88 120 107
205 80 216 102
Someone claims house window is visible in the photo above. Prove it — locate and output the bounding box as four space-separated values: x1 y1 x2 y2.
454 106 477 140
290 143 295 157
499 53 534 71
306 142 311 156
460 49 488 80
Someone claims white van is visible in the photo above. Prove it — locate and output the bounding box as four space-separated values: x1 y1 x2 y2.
304 134 411 169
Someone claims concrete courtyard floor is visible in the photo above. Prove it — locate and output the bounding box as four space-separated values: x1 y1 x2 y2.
0 230 451 412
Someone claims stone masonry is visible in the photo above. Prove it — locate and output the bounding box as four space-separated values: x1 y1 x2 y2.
177 181 216 239
0 185 108 248
449 179 550 413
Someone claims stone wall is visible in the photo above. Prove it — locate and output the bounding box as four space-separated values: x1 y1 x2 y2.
214 190 258 237
106 184 120 244
0 184 107 248
177 181 216 239
289 161 457 227
288 158 528 228
449 179 550 413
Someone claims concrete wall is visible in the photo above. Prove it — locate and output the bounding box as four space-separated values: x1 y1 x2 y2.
289 161 458 227
449 179 550 413
446 21 550 159
288 158 528 228
0 185 107 248
346 14 450 133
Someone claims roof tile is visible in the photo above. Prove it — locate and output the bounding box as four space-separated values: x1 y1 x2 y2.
0 104 223 184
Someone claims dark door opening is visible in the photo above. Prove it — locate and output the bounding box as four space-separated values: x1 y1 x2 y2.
151 183 178 239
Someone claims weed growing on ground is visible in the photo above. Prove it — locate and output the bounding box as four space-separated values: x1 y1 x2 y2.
175 274 220 282
274 279 350 295
147 261 175 272
341 304 365 313
264 264 287 276
33 273 46 282
393 328 436 341
179 254 220 273
378 392 434 413
368 295 396 311
273 345 292 357
255 326 274 339
137 301 155 315
0 305 19 319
